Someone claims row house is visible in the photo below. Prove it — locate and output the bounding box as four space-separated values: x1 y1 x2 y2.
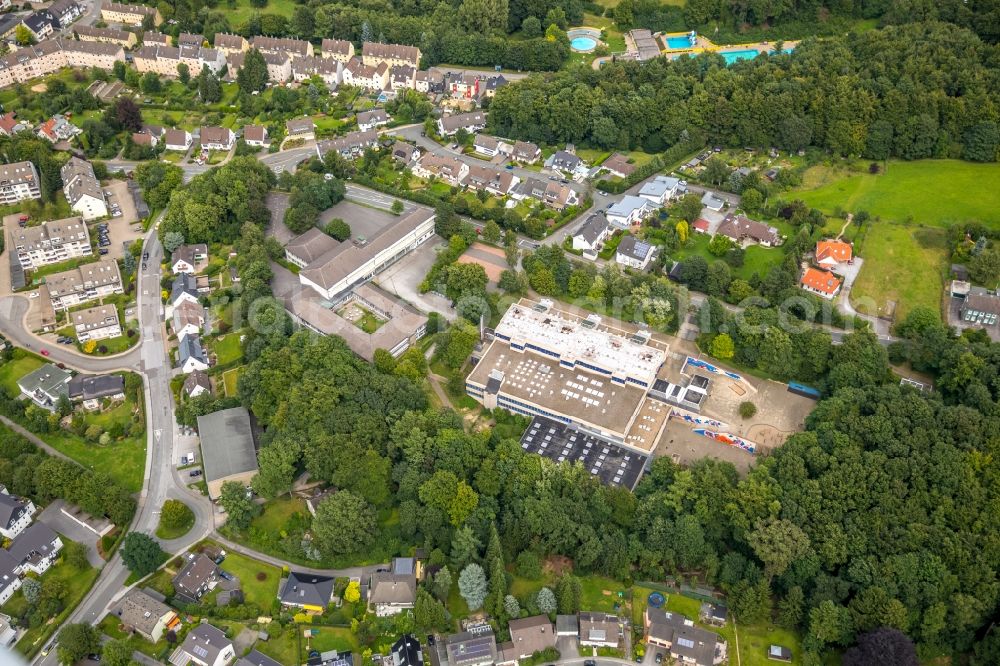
437 111 487 136
72 304 122 342
75 25 137 49
291 55 340 87
315 130 379 160
12 217 91 269
251 35 312 57
0 523 63 605
389 64 415 91
362 41 420 69
134 44 225 78
0 161 41 205
141 30 170 46
321 38 354 62
100 2 162 27
213 33 247 56
414 70 444 94
342 57 388 91
45 259 123 309
412 154 468 186
465 164 519 197
227 49 291 83
0 40 124 90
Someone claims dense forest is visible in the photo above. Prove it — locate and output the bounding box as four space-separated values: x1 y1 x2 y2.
489 21 1000 160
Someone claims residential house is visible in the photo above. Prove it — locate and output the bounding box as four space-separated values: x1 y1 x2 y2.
285 228 340 269
165 129 193 151
179 334 210 373
315 131 379 160
132 130 158 148
391 635 423 666
0 487 35 540
0 161 41 204
435 630 498 666
799 267 842 300
75 25 137 49
606 195 652 228
578 612 621 648
197 406 259 499
615 235 655 270
548 150 585 177
437 111 487 136
389 65 416 90
251 36 313 57
464 164 518 197
716 214 780 247
482 74 507 98
37 114 79 143
413 154 469 186
200 126 235 151
699 603 728 628
341 58 389 91
814 239 852 268
357 109 389 132
72 304 122 342
182 370 212 398
16 364 71 409
173 300 206 338
414 70 444 94
11 217 91 269
638 175 681 206
368 569 417 616
172 554 220 604
512 140 540 164
44 259 122 309
67 373 126 410
700 191 725 211
473 135 512 158
120 589 178 643
601 153 635 179
278 572 334 612
237 650 283 666
171 243 209 274
362 42 420 69
504 616 555 662
321 38 354 62
61 157 108 220
243 125 268 147
0 112 29 137
0 612 16 647
572 213 610 253
213 33 248 56
644 607 721 666
49 0 83 28
170 623 235 666
22 11 56 42
133 44 225 77
100 2 162 27
171 273 201 308
960 289 1000 327
391 141 419 165
285 117 316 142
7 522 63 575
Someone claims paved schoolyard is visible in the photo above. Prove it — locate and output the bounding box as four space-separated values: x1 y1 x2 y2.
37 500 104 567
265 192 293 244
457 242 508 284
319 200 398 241
375 239 456 320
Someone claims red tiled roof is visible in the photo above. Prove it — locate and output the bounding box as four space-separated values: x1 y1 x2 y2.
693 218 710 232
800 267 842 295
816 239 852 264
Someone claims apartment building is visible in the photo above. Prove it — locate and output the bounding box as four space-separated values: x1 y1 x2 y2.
342 58 389 91
11 217 91 270
412 154 468 185
134 44 225 78
61 157 108 220
44 259 123 309
213 33 247 55
75 25 137 49
226 49 291 83
49 0 83 28
0 161 41 205
72 304 122 342
315 130 379 160
100 2 162 27
290 55 340 87
321 38 354 62
361 41 420 68
0 40 125 90
250 35 312 57
200 126 234 151
141 30 170 46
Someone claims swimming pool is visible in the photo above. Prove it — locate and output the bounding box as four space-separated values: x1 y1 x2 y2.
719 49 760 64
665 35 694 49
570 36 598 51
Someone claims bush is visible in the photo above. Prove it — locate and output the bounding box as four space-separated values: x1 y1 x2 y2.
739 401 757 419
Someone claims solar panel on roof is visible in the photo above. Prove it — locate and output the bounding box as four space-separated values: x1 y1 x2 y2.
193 646 210 658
677 638 695 649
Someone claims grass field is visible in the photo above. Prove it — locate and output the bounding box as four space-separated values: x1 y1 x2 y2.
222 366 243 397
795 160 1000 228
251 497 308 534
15 551 99 657
228 0 298 25
210 333 243 366
257 625 301 665
210 541 281 608
305 626 360 656
850 224 949 320
669 231 785 282
0 353 45 398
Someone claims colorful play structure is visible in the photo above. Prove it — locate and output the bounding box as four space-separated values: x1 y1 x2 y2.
693 428 757 454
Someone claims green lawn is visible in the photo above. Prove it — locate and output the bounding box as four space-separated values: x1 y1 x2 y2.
155 500 195 539
222 366 242 397
227 0 298 25
304 626 360 657
209 541 281 608
0 352 45 398
669 230 785 282
210 333 243 366
850 224 949 321
15 553 99 658
257 625 301 665
794 160 1000 229
251 497 308 534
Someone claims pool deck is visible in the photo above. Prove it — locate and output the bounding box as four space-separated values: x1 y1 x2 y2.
653 31 799 59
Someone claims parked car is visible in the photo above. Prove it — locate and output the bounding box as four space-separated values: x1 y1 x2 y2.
143 251 149 260
99 249 109 255
189 469 203 477
655 654 663 664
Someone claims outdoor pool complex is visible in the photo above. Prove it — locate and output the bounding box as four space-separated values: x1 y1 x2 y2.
666 35 695 49
719 49 762 64
568 28 601 53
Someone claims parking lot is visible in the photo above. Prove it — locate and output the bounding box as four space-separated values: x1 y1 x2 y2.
100 180 143 261
37 500 104 567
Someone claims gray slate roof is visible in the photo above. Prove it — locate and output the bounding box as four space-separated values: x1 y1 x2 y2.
68 374 125 401
0 493 30 532
574 213 609 246
179 334 208 365
279 571 335 608
196 407 258 483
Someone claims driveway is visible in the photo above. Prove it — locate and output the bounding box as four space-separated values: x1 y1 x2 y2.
103 180 143 261
265 192 293 244
37 500 105 568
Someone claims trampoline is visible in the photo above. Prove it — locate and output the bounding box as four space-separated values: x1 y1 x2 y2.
648 592 666 608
